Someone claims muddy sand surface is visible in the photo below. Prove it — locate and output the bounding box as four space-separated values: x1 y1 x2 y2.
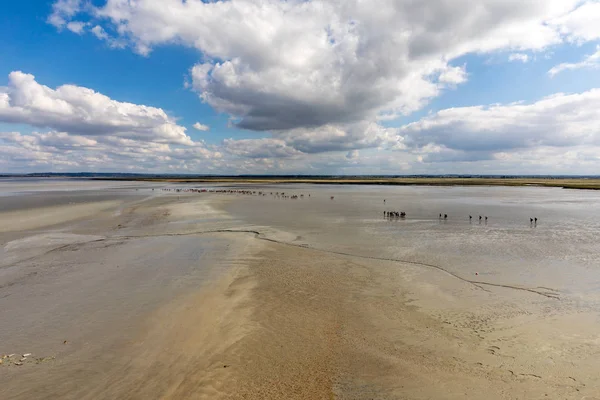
1 182 599 399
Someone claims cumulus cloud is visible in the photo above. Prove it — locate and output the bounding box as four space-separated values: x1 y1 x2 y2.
508 53 530 63
438 65 468 85
66 21 86 34
274 122 401 154
0 71 192 145
192 122 210 131
549 1 600 43
0 72 230 172
400 88 600 162
223 138 302 158
217 121 406 166
0 130 221 173
89 25 126 49
50 0 595 137
548 45 600 76
194 84 600 171
48 0 83 29
90 25 109 40
35 0 600 174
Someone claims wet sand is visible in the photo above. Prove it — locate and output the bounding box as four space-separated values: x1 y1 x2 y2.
1 181 599 399
94 176 600 190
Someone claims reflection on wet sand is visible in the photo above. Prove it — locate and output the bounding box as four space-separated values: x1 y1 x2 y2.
1 181 599 399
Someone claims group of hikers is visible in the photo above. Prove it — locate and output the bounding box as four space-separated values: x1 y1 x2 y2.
210 189 260 196
197 189 311 199
382 198 538 225
165 189 540 225
467 215 487 223
161 188 207 193
382 212 539 225
384 211 406 218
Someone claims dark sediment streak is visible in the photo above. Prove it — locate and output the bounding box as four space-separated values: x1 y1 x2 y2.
3 229 560 300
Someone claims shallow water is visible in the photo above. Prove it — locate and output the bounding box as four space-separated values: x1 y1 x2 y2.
0 178 159 198
5 179 599 306
2 180 599 398
0 181 235 378
0 178 161 212
219 184 600 307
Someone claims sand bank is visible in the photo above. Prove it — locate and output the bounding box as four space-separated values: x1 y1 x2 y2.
95 176 600 190
1 185 599 399
0 201 122 233
0 189 253 399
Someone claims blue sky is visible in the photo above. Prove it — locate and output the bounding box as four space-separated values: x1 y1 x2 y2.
1 0 600 174
0 0 234 144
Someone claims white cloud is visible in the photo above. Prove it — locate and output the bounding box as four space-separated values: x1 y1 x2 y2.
66 21 86 34
192 122 210 131
50 0 593 137
89 25 126 49
48 0 83 29
91 25 109 40
217 121 405 163
508 53 530 63
399 88 600 162
438 64 468 85
34 0 600 174
274 122 402 154
170 84 600 172
548 45 600 76
0 73 225 173
223 138 302 158
0 131 221 173
549 1 600 43
0 71 192 145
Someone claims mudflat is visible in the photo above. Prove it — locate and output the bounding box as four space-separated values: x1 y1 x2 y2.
1 180 599 399
94 176 600 190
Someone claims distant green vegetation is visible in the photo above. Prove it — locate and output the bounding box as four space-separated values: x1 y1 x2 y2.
92 176 600 190
5 173 600 190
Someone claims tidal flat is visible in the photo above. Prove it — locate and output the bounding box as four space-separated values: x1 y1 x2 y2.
95 175 600 190
1 179 599 399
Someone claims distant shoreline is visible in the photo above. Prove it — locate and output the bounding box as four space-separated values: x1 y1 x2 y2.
87 176 600 190
4 175 600 190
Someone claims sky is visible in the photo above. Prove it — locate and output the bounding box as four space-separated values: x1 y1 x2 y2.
1 0 600 175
